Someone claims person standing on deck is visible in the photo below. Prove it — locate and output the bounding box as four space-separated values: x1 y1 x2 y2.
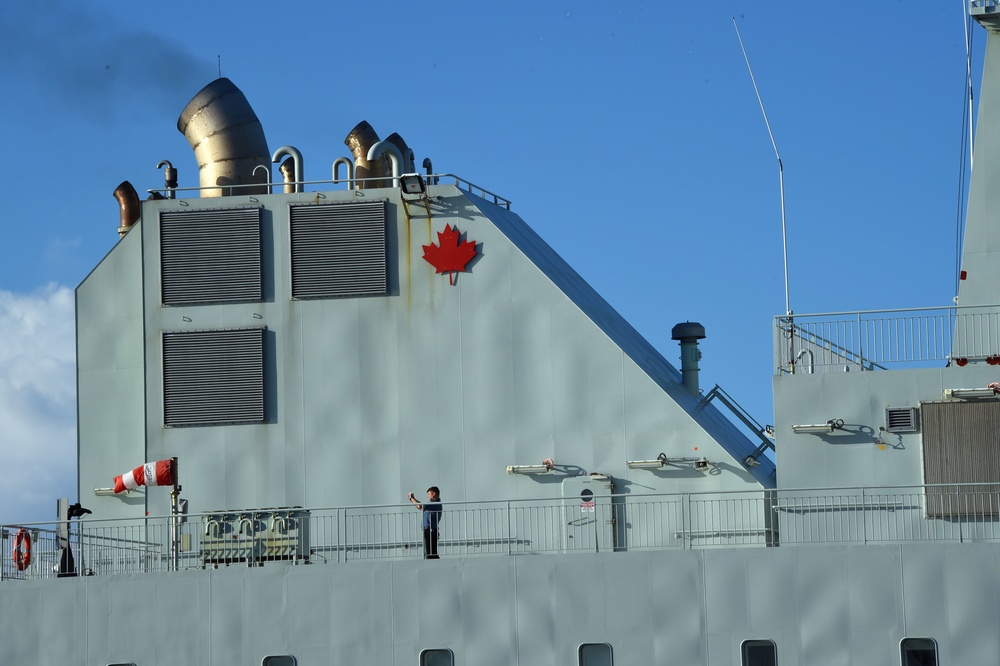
408 486 443 559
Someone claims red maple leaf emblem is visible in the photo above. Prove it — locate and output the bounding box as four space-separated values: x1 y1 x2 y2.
422 224 477 285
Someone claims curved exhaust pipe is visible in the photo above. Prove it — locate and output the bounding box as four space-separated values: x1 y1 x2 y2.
385 133 415 173
272 145 303 194
332 156 355 189
177 78 270 197
156 160 177 199
367 141 403 188
113 181 141 238
344 120 388 189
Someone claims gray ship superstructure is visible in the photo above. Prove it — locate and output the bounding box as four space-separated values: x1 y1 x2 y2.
4 5 1000 665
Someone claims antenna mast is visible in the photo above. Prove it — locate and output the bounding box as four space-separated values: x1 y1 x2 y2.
732 18 791 316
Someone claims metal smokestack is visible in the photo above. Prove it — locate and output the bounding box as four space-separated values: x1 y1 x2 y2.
177 78 269 197
671 322 706 396
278 157 296 194
345 120 388 189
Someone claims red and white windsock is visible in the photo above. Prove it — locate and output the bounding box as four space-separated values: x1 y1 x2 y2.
113 459 175 494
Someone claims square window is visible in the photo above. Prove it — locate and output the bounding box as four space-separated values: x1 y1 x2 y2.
742 639 777 666
901 638 937 666
262 657 295 666
420 648 454 666
579 643 613 666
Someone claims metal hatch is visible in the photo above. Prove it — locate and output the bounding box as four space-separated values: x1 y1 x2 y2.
561 475 615 552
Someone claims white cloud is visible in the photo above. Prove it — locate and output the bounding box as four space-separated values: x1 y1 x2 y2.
0 284 76 526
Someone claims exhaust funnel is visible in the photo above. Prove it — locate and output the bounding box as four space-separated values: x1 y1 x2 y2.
177 78 269 197
345 120 388 189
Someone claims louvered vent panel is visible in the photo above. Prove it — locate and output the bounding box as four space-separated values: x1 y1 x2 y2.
885 406 919 433
921 400 1000 516
163 328 265 426
289 201 387 299
160 207 262 305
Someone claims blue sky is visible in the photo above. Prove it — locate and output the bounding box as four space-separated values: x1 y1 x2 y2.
0 1 982 524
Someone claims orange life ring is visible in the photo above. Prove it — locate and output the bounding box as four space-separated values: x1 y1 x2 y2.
12 528 31 571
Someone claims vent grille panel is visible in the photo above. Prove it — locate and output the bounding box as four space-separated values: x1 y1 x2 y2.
885 406 919 433
160 207 262 305
290 201 387 299
163 328 265 426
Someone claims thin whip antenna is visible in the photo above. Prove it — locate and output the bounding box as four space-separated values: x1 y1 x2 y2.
733 17 791 316
963 1 974 172
218 55 222 78
957 0 975 294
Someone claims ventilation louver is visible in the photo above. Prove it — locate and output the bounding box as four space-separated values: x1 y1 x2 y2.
163 327 265 426
160 206 262 305
884 406 919 433
922 400 1000 517
289 200 387 299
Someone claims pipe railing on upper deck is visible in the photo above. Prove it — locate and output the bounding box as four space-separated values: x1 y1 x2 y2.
4 484 1000 582
146 173 512 210
774 305 1000 374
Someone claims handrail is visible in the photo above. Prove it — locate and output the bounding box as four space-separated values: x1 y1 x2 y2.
773 304 1000 374
698 384 774 463
145 172 512 210
779 321 885 372
6 482 1000 529
777 304 993 318
4 483 1000 581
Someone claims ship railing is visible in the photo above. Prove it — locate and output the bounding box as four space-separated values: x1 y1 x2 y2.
971 0 1000 15
773 304 1000 374
0 522 164 581
146 173 512 210
774 483 1000 544
4 483 1000 581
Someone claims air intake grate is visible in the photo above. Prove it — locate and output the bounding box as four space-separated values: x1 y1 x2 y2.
160 206 262 306
289 200 387 299
922 400 1000 517
884 406 919 433
163 327 265 426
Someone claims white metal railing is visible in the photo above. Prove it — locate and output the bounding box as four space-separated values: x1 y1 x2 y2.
3 484 998 582
773 305 1000 374
774 484 1000 543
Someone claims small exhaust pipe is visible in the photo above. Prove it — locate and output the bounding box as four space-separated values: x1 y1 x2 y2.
177 78 270 197
113 181 141 238
156 160 177 199
332 157 355 189
271 146 303 194
422 157 437 185
344 120 388 189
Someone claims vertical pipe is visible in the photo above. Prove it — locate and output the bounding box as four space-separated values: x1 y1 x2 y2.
672 322 707 395
170 456 180 572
